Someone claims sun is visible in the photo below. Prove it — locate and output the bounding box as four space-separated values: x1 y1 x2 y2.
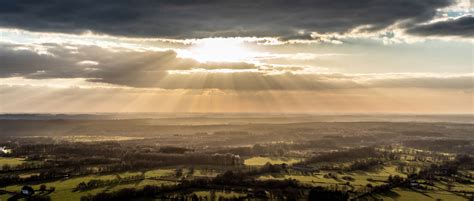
185 38 256 63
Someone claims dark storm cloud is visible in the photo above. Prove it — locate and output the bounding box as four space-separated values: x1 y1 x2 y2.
406 15 474 37
0 43 179 79
0 0 454 38
0 43 78 77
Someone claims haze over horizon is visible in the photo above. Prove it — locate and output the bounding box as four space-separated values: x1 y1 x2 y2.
0 0 473 113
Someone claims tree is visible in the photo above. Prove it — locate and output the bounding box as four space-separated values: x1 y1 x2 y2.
1 164 10 171
76 182 87 191
175 168 183 178
39 184 47 192
446 181 454 191
188 166 195 176
308 187 348 201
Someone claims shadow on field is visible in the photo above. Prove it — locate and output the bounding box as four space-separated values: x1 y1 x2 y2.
380 190 400 199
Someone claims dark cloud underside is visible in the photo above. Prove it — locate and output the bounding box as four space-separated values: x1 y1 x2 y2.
0 43 258 85
406 15 474 37
0 0 454 38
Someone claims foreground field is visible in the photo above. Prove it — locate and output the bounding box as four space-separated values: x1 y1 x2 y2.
0 169 177 201
371 187 469 201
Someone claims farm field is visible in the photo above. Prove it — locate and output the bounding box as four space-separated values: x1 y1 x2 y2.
258 165 407 188
244 157 301 166
1 117 473 200
0 157 25 167
0 169 178 201
371 187 470 201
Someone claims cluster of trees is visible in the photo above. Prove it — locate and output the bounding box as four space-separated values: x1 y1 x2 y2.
308 186 349 201
38 184 55 193
79 169 357 201
158 146 193 154
346 159 384 171
301 147 380 165
79 164 309 201
0 162 148 187
80 173 306 201
359 155 474 199
0 169 70 186
123 152 242 167
1 142 244 184
11 142 128 159
0 161 50 173
248 162 288 176
403 139 473 154
396 162 419 174
361 175 405 196
10 142 243 168
414 155 473 183
74 175 145 191
215 143 290 157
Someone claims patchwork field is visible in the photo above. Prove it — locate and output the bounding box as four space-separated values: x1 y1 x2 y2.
0 117 472 200
0 169 177 201
259 165 407 188
372 187 469 201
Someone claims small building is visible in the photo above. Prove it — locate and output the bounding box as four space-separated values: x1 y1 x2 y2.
410 182 420 187
21 186 34 196
0 146 12 154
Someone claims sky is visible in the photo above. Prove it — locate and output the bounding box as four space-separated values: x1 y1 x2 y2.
0 0 473 113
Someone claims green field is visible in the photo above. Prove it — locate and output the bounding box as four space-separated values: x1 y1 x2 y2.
258 165 407 189
0 169 178 201
0 167 230 201
371 187 469 201
143 169 175 177
244 157 301 166
0 157 25 167
259 172 386 188
433 181 474 192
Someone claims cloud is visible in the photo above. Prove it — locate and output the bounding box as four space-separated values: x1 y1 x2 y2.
1 42 472 91
0 0 454 38
406 15 474 37
369 75 474 89
0 42 257 80
77 60 99 66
